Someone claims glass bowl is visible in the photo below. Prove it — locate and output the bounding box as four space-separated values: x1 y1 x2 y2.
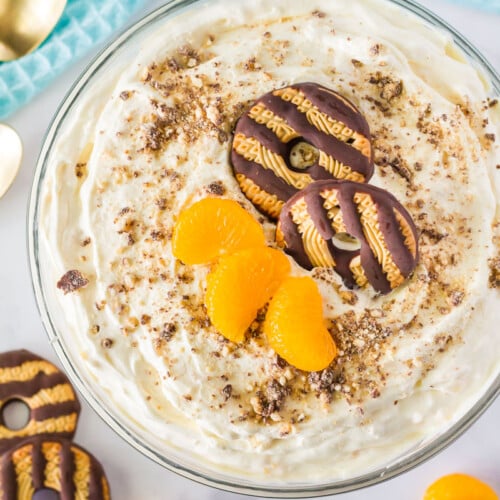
28 0 499 496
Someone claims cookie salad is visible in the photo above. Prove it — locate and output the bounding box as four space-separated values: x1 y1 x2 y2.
38 0 499 484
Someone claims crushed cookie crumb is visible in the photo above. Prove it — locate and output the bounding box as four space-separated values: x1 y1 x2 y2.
119 91 131 101
251 379 290 418
207 181 226 196
118 207 131 217
312 9 326 18
101 338 114 349
489 257 500 288
308 368 342 397
150 230 165 241
161 323 178 341
275 355 288 369
389 157 413 184
222 384 233 401
89 325 100 335
449 290 464 306
75 163 87 178
57 270 89 294
244 57 262 71
155 197 169 210
166 58 180 72
369 72 403 101
420 228 447 243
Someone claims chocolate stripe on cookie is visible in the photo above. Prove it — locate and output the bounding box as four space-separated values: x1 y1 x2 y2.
320 188 348 234
248 102 300 141
0 372 73 399
0 361 58 382
31 439 46 493
371 201 411 278
237 113 291 157
304 189 335 240
290 83 370 136
231 154 298 201
31 402 80 422
276 210 310 270
394 208 418 259
0 351 49 370
290 198 335 268
353 192 401 290
235 175 284 219
0 446 18 499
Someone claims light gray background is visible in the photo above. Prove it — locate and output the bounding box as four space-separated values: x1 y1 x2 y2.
1 0 498 498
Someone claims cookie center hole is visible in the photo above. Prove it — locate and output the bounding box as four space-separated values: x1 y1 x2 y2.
1 399 30 430
332 232 361 251
289 142 319 170
33 489 61 500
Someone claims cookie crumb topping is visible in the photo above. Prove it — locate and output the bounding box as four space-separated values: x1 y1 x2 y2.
57 270 89 294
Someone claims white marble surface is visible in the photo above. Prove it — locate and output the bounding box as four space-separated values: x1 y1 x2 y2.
0 0 499 498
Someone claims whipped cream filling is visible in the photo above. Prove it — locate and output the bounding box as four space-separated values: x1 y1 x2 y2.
39 0 500 483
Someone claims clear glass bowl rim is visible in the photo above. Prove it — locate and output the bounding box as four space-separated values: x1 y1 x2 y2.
28 0 500 497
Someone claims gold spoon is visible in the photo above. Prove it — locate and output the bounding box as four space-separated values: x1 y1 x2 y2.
0 0 67 62
0 124 23 199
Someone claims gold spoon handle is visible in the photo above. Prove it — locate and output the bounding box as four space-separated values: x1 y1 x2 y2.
0 0 67 63
0 124 23 199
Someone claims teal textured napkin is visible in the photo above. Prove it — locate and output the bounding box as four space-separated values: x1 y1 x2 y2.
448 0 500 13
0 0 144 119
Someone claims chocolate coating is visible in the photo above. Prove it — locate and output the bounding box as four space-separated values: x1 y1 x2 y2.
0 436 110 500
277 180 419 294
0 350 80 453
231 82 374 219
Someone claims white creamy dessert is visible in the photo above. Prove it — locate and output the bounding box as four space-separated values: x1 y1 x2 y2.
39 0 500 484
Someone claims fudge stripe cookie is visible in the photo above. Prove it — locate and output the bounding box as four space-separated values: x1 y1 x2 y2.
277 180 418 294
231 82 373 219
0 350 80 453
0 436 110 500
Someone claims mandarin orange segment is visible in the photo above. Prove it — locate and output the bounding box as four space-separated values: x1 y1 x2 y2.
423 473 498 500
205 247 290 343
264 276 336 372
172 198 266 265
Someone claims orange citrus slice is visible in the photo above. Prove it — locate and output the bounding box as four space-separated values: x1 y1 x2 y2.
172 198 265 265
264 276 336 372
205 247 290 343
423 473 498 500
